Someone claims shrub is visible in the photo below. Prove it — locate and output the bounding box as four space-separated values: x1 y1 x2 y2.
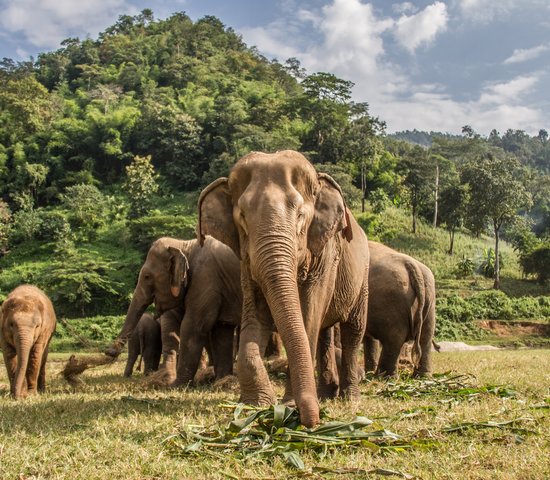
453 257 475 278
129 214 197 253
40 238 123 317
60 184 108 241
36 210 71 241
369 188 391 214
0 200 12 253
478 248 503 278
11 208 42 243
520 245 550 284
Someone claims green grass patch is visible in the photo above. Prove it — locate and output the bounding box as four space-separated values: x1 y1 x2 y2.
1 350 548 479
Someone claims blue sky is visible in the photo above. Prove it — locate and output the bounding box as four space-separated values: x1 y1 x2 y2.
1 0 549 135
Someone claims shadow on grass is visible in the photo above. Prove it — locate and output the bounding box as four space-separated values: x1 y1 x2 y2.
499 277 550 298
0 374 229 436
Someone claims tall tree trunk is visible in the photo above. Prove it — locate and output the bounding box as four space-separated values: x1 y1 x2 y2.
361 162 366 213
448 228 455 255
493 220 500 289
433 162 439 227
412 203 417 234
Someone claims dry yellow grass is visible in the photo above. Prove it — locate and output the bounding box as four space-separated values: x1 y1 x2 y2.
0 350 549 479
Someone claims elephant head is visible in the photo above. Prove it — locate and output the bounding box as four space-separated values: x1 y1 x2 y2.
105 237 189 356
198 150 352 427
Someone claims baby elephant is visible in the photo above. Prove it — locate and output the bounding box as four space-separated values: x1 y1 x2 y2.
0 285 57 399
124 313 162 377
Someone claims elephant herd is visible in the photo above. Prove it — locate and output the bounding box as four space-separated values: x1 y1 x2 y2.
0 150 436 427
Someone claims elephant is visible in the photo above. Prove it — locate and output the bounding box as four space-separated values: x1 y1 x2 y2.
363 241 436 377
0 285 57 399
198 150 369 427
124 313 162 377
106 236 242 385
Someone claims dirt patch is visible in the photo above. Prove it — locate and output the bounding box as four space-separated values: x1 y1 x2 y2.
478 320 550 337
433 341 500 352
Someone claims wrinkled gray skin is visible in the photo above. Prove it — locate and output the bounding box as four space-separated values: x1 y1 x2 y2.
172 236 242 386
364 241 436 377
199 150 369 428
106 236 242 385
0 285 56 399
124 313 162 377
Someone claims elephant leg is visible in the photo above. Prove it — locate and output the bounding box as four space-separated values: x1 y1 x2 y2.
124 335 140 377
363 335 381 373
2 346 17 390
414 305 436 377
338 305 367 400
210 323 235 380
376 343 402 377
26 341 46 395
317 326 339 400
37 340 51 392
143 341 161 375
237 283 276 406
159 309 182 384
174 298 220 386
3 346 17 383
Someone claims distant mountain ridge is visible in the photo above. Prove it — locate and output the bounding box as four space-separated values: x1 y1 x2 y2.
388 130 463 147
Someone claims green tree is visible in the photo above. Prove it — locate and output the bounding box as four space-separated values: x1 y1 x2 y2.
123 154 158 218
400 145 434 233
439 180 469 255
462 153 532 288
0 200 12 254
60 184 108 241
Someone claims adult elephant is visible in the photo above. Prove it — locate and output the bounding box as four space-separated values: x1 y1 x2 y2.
105 236 241 384
0 285 57 399
199 150 369 427
364 241 436 377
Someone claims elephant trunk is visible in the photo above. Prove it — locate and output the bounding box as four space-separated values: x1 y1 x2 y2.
105 289 150 357
13 329 32 399
254 236 320 428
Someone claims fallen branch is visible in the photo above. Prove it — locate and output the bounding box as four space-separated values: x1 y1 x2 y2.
61 354 116 387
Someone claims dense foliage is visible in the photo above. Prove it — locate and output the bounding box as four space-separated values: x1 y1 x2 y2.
0 11 549 335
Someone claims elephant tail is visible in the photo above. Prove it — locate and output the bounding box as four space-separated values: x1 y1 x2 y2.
405 261 426 369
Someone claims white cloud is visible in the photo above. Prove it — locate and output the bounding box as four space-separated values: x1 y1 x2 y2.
392 2 417 15
0 0 136 49
237 0 547 135
394 2 448 53
458 0 516 22
457 0 546 23
479 75 539 104
503 44 550 64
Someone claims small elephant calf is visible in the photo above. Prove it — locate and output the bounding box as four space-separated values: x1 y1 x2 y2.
0 285 57 399
124 313 162 377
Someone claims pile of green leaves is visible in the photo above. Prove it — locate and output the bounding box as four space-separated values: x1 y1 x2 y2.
164 404 435 470
373 372 517 402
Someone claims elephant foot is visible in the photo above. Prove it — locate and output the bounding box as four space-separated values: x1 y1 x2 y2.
317 383 339 400
338 385 361 401
413 369 432 378
169 378 191 390
239 390 277 407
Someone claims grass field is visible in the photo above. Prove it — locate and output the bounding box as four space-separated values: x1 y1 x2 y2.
1 350 548 479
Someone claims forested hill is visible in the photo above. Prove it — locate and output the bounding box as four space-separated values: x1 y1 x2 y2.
0 9 385 202
1 10 550 324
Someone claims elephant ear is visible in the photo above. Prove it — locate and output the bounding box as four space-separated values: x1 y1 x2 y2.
198 177 240 256
168 246 189 298
308 173 353 256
